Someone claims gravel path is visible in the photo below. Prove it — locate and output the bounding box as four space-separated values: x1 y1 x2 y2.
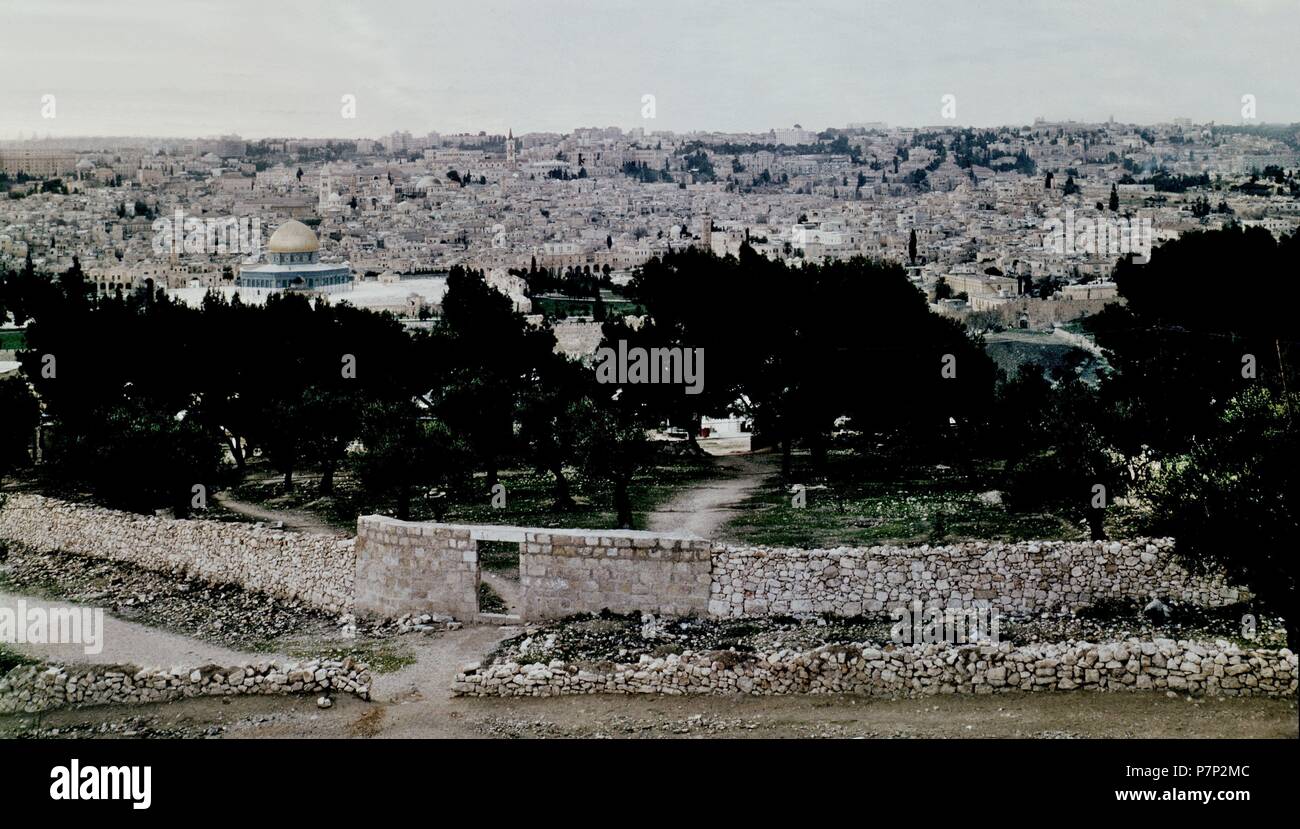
211 491 346 537
0 588 285 669
645 453 773 539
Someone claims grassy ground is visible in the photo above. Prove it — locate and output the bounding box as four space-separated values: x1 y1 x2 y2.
477 540 521 574
0 329 25 350
722 450 1123 548
477 582 508 614
223 448 722 534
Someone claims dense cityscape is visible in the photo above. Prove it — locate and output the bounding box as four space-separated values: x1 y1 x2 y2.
2 119 1297 335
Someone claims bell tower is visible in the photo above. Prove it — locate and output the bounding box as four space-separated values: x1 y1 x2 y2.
317 163 333 211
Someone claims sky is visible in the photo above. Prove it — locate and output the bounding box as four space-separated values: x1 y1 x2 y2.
2 0 1297 139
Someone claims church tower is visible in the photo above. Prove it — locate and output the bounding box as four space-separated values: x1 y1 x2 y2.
506 129 517 167
317 163 333 212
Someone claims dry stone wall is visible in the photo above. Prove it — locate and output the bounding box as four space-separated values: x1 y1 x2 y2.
0 657 371 714
0 493 354 613
710 539 1241 617
453 639 1297 699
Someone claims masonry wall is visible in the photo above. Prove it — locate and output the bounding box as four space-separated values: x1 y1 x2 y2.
353 516 479 619
520 529 711 619
0 495 1243 625
709 539 1241 617
0 493 354 613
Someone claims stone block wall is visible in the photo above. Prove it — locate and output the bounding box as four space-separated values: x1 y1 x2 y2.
709 539 1241 617
0 493 354 613
353 516 480 619
520 529 711 619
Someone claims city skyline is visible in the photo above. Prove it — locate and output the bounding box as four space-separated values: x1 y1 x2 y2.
3 0 1298 139
3 113 1298 146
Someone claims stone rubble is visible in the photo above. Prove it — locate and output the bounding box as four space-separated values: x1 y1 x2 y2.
357 611 463 637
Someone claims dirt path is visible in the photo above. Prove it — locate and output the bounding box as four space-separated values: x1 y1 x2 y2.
645 453 773 539
0 588 286 669
355 624 520 737
211 491 346 537
480 570 521 616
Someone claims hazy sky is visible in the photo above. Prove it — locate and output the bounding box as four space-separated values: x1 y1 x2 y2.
2 0 1297 138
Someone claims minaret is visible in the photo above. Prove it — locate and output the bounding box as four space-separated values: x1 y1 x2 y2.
506 129 517 167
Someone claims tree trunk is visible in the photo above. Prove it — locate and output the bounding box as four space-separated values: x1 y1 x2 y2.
685 430 704 456
780 435 792 478
320 458 335 495
684 415 705 456
396 482 410 521
1086 506 1107 541
551 463 576 511
282 466 294 493
227 435 246 471
810 429 828 475
613 478 633 529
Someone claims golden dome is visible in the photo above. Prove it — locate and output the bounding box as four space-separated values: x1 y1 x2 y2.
267 220 320 254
